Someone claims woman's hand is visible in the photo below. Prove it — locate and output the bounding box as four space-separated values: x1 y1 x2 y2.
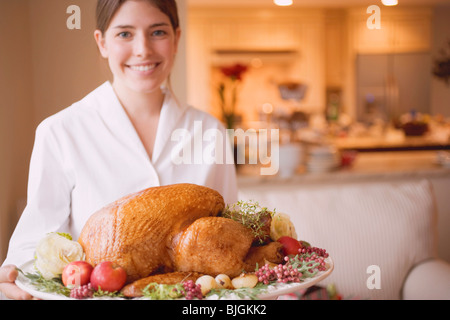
0 265 33 300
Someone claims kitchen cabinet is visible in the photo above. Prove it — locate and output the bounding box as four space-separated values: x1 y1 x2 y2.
350 7 432 54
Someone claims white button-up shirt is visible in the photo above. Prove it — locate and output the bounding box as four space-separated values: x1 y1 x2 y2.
3 82 237 267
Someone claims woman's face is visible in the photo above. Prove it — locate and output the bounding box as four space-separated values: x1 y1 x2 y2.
95 0 180 95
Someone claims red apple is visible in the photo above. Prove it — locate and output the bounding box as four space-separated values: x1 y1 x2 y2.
90 261 127 292
277 236 302 256
62 261 93 288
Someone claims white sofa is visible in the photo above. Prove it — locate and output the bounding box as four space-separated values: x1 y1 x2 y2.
239 179 450 300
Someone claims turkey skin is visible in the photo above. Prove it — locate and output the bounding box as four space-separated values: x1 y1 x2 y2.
77 183 283 293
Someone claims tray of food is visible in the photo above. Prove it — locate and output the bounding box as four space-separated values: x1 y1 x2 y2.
15 184 333 300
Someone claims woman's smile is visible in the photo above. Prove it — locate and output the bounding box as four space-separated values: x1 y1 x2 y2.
126 62 160 74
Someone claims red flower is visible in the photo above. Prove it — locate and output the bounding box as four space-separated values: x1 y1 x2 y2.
220 64 248 81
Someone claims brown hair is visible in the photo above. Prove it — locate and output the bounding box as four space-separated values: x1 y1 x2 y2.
96 0 180 34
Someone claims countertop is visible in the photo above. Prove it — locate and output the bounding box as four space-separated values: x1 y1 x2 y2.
237 150 450 187
331 136 450 152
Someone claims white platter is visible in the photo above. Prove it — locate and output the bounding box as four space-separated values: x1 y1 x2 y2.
16 258 333 300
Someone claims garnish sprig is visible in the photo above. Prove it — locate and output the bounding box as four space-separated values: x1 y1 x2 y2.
17 268 71 297
222 200 275 244
141 280 202 300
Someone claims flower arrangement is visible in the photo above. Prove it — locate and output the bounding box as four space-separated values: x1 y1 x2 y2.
218 63 248 129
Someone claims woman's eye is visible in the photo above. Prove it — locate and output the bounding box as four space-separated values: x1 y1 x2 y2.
152 30 167 37
117 31 132 39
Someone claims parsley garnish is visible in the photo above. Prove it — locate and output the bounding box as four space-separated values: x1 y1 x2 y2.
141 283 185 300
17 268 71 297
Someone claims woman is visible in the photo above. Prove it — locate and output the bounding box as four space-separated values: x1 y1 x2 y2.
0 0 237 299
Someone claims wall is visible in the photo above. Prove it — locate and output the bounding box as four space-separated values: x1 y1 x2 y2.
28 0 109 125
172 0 188 105
0 0 108 264
0 0 35 264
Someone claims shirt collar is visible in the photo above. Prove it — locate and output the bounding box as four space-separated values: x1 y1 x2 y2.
153 87 188 162
94 81 188 163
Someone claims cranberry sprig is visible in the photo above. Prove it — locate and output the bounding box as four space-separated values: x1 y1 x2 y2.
256 263 303 285
255 246 329 285
293 246 329 274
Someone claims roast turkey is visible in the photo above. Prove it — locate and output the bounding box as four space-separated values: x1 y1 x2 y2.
77 184 283 297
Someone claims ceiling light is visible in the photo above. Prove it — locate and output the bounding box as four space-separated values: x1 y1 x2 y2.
274 0 293 7
381 0 398 6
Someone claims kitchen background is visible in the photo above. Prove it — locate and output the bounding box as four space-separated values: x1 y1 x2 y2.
1 0 449 263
